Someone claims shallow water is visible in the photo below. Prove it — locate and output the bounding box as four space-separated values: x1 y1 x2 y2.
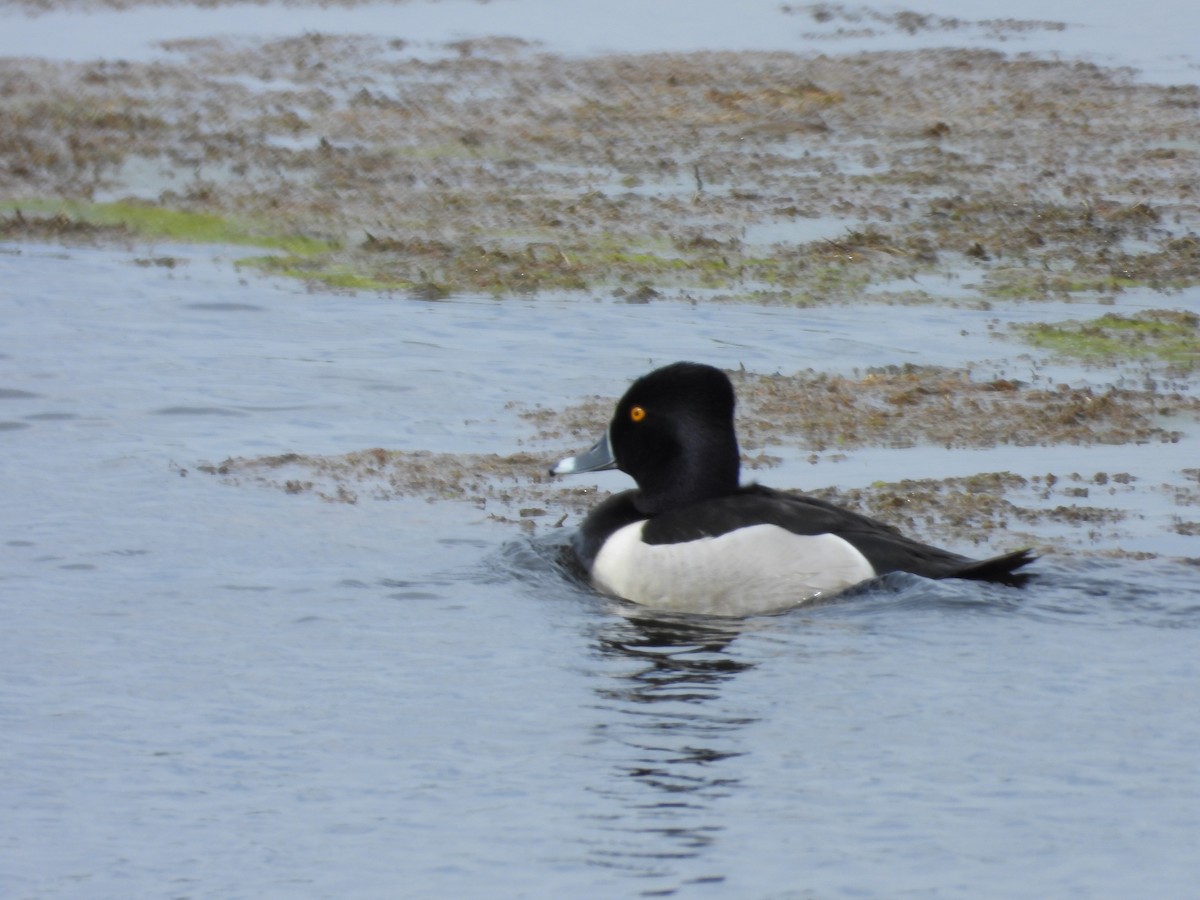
5 0 1200 893
2 0 1199 85
2 241 1200 897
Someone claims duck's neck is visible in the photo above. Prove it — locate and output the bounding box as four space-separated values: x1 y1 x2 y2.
634 430 740 516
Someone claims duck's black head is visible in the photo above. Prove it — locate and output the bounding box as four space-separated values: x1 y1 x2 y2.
606 362 741 515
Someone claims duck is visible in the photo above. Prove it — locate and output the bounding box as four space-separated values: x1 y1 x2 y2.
550 361 1035 616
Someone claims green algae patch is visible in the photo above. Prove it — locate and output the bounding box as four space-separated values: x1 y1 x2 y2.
242 254 409 293
1015 310 1200 368
0 200 335 256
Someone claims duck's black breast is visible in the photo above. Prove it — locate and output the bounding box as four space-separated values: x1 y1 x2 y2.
572 489 646 571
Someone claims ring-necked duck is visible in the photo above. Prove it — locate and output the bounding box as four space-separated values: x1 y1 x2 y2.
551 362 1034 616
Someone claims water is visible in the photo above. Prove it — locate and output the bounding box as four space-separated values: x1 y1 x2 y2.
4 1 1200 895
2 0 1199 85
2 240 1199 898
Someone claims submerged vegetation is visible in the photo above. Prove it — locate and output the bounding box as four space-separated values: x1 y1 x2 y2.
0 200 334 256
1014 310 1200 369
207 363 1200 554
4 3 1199 556
2 27 1199 302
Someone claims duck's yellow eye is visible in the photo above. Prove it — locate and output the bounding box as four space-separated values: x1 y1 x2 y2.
630 405 646 423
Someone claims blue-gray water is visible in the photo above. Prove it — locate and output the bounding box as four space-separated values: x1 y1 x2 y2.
5 0 1200 894
2 242 1199 898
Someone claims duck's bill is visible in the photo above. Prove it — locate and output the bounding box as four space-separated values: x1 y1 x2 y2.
551 431 617 476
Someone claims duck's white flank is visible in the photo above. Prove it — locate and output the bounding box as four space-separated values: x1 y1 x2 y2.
591 521 877 616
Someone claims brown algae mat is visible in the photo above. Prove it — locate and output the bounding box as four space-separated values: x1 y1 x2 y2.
3 23 1200 300
4 6 1200 558
201 365 1200 557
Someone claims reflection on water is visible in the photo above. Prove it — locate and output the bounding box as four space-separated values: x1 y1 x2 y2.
584 611 757 890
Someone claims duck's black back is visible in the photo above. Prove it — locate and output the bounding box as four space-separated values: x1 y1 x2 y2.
637 485 1034 587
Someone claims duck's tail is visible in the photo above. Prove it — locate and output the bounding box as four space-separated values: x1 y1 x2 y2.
951 548 1038 588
